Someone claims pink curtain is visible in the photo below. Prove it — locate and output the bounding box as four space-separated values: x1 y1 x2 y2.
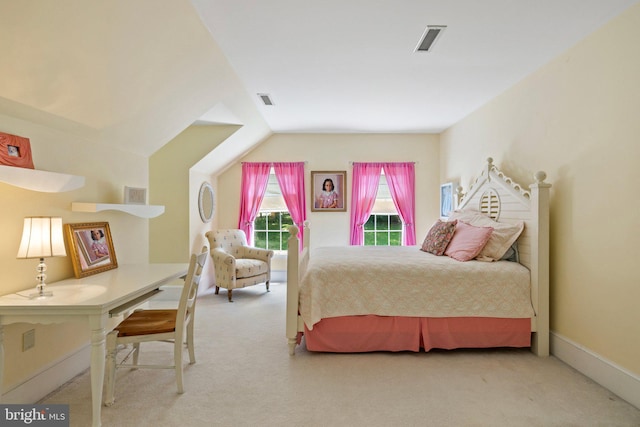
273 162 307 251
238 162 271 245
384 162 416 245
349 162 383 245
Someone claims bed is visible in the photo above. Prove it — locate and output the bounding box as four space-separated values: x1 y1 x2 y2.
286 157 551 356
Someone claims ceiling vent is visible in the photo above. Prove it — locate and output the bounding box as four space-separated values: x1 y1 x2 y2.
258 93 274 106
415 25 446 52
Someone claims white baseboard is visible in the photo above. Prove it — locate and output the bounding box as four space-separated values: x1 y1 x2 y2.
551 331 640 409
2 344 90 404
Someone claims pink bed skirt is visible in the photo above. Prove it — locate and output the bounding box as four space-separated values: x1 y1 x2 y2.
303 315 531 353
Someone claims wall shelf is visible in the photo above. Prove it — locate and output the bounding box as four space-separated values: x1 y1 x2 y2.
0 165 85 192
71 202 165 219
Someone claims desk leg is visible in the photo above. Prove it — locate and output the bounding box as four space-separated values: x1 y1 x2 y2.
89 317 106 427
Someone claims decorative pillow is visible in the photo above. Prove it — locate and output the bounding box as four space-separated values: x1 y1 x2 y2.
420 219 457 255
444 221 493 262
449 209 524 261
500 241 519 262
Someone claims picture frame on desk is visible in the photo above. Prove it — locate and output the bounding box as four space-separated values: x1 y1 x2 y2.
65 222 118 278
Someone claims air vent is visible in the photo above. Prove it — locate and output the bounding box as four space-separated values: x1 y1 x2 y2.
415 25 446 52
258 93 274 106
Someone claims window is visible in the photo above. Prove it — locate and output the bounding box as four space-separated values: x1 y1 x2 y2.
363 174 401 246
254 170 292 251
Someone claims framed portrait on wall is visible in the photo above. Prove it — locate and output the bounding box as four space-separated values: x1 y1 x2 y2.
65 222 118 278
440 182 455 218
311 171 347 212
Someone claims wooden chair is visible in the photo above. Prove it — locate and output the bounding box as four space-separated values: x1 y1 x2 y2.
103 247 208 406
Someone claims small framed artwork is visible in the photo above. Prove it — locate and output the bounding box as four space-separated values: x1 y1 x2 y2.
311 171 347 212
65 222 118 278
440 182 455 218
124 186 147 205
0 132 35 169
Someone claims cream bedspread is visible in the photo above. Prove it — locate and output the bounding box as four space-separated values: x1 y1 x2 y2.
299 246 534 330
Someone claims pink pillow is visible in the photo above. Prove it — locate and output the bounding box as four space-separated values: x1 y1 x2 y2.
420 219 457 255
444 221 493 262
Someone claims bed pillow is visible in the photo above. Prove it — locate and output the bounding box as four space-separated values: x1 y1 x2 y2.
477 221 524 261
444 221 493 262
449 209 524 261
420 219 457 255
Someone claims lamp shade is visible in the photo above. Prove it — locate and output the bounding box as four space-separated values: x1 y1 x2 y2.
16 217 67 259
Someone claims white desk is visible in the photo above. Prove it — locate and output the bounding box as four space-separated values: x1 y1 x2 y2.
0 263 188 427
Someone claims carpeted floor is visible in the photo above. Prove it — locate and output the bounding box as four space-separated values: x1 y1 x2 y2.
41 282 640 427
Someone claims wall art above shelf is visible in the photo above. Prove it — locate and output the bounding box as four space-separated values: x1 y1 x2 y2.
0 165 85 192
71 202 165 219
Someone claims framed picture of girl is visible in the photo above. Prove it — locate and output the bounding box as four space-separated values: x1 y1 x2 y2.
65 222 118 278
311 171 346 212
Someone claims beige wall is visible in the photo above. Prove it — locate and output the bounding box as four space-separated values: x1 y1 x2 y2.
217 133 440 251
440 3 640 374
0 113 149 393
149 125 239 263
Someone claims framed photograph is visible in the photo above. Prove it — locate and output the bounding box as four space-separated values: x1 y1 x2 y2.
65 222 118 278
440 182 455 218
311 171 346 212
0 132 35 169
124 186 147 205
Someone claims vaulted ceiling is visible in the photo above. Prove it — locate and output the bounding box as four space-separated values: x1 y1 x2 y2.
1 1 637 170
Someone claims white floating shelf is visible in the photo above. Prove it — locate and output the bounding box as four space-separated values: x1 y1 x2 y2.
0 165 85 192
72 202 165 219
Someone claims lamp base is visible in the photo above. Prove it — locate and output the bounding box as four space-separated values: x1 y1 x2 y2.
28 289 53 299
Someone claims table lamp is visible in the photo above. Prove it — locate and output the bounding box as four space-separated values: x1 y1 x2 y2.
16 217 67 299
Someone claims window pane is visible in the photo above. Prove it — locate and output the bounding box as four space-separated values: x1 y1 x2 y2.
364 216 375 230
375 215 389 230
267 232 280 250
281 213 294 227
255 231 267 249
255 215 267 230
364 232 375 245
389 232 402 246
267 212 279 228
376 232 389 245
390 215 403 230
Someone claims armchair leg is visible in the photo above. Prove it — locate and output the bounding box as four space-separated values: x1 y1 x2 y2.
266 280 270 292
214 286 220 295
227 289 233 302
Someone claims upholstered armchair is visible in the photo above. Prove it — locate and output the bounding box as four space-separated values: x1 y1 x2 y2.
205 229 274 302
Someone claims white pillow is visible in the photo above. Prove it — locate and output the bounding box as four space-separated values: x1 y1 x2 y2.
449 210 524 261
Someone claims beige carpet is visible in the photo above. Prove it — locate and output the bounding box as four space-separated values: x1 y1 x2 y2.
42 282 640 427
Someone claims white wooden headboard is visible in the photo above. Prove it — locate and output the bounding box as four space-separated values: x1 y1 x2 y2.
457 157 551 356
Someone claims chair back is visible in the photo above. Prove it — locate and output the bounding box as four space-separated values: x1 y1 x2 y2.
176 247 208 333
208 229 249 256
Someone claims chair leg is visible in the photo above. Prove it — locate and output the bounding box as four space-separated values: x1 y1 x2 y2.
175 339 184 394
187 321 196 364
132 342 140 368
104 331 118 406
266 280 270 292
227 289 233 302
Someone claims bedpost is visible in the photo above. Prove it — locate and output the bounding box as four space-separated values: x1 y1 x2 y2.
286 225 300 355
530 171 551 356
